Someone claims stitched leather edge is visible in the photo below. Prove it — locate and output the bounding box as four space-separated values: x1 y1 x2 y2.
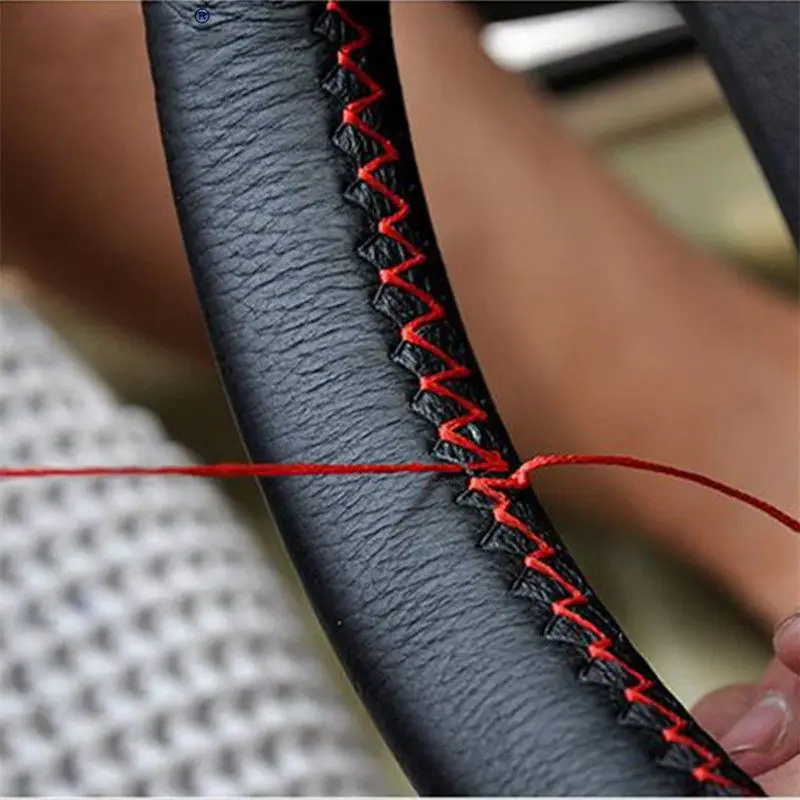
315 2 759 794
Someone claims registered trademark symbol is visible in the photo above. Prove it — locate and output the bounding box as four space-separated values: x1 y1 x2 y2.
195 7 210 24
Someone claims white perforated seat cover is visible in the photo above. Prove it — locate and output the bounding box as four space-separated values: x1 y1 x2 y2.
0 298 387 796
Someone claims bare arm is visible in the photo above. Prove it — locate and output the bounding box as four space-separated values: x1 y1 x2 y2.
391 1 799 629
1 2 206 356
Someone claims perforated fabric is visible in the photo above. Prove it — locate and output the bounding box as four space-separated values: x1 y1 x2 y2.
0 298 387 796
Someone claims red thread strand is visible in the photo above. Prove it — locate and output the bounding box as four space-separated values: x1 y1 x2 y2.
518 454 799 532
1 454 796 533
0 462 462 479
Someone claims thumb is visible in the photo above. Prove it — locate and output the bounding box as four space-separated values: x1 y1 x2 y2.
693 612 800 792
692 683 756 741
692 665 799 795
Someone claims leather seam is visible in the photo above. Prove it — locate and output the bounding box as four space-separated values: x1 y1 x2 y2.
315 2 751 794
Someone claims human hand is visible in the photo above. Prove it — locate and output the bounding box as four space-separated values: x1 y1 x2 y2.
693 613 800 794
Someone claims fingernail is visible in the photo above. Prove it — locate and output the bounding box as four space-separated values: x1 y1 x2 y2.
721 691 792 756
773 611 800 652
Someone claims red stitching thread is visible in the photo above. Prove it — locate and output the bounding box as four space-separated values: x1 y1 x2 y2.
2 456 796 536
4 456 795 533
331 5 505 474
325 1 748 791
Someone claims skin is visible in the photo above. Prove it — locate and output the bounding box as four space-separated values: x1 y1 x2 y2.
0 1 207 356
2 1 798 790
389 2 799 632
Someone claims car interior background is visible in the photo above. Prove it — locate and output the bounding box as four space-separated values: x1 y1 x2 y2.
2 1 797 794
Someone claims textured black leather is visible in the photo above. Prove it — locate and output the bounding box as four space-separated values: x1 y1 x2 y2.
143 2 762 795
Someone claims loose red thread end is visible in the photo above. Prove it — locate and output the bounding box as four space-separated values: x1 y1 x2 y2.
1 455 796 534
0 462 463 480
518 454 800 534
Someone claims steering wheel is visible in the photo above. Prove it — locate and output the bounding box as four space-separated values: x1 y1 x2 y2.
142 2 797 794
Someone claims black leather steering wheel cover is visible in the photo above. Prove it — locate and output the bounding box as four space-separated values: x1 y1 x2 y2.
143 2 762 795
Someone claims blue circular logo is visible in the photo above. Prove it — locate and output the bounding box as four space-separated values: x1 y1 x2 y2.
195 7 210 24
